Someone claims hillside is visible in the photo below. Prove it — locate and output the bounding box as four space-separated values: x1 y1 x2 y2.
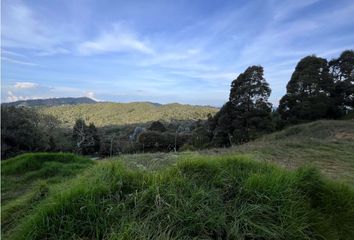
115 120 354 185
2 120 354 239
1 120 354 240
38 102 219 127
2 97 96 108
2 154 354 239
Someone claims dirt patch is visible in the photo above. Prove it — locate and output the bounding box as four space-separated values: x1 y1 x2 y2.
335 132 354 140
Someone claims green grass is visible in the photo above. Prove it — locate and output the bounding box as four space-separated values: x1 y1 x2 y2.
1 153 94 237
5 156 354 239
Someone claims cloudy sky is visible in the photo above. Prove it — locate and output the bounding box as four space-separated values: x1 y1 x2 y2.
2 0 354 106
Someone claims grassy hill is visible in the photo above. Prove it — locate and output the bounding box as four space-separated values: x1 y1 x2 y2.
115 120 354 185
2 120 354 239
38 102 218 127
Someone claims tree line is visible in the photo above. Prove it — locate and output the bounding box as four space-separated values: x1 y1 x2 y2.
206 50 354 146
1 50 353 158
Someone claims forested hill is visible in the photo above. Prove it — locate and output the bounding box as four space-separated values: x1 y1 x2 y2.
38 102 219 127
2 97 96 107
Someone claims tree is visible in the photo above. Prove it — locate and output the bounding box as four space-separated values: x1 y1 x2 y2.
1 107 44 158
329 50 354 116
229 65 273 143
148 121 166 132
210 66 273 146
72 119 100 155
278 55 335 124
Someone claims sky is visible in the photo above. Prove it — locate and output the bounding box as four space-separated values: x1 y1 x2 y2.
1 0 354 106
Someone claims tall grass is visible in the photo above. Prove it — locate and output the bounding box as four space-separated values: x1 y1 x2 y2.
1 152 92 175
1 153 94 236
7 155 354 240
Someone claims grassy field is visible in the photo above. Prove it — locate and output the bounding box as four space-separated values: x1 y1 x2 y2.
113 120 354 185
38 102 218 127
2 120 354 239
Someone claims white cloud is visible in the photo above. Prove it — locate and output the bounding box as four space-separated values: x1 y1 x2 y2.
14 82 39 89
2 57 37 66
6 91 42 102
78 24 154 55
2 50 26 58
7 91 19 102
84 91 99 101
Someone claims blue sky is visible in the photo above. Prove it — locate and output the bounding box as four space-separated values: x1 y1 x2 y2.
2 0 354 106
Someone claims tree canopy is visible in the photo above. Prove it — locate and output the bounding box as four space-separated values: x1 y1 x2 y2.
278 56 335 123
210 66 273 146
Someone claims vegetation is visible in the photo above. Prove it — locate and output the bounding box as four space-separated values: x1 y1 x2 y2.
2 154 354 239
209 66 274 146
1 107 71 159
72 119 100 155
2 119 354 239
38 102 218 127
115 119 354 185
279 50 354 125
1 153 93 236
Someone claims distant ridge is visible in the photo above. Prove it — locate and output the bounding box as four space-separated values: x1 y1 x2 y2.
2 97 97 107
38 102 219 127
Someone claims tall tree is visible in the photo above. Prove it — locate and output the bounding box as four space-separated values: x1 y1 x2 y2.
211 66 273 145
278 55 335 123
229 65 273 143
329 50 354 116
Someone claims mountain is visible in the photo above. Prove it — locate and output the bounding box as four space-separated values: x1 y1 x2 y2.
2 97 96 108
38 102 219 127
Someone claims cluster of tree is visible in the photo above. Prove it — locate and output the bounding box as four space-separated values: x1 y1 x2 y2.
203 50 354 147
279 50 354 124
1 107 72 159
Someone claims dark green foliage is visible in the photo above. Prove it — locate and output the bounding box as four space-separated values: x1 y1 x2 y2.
0 107 68 159
72 119 100 155
1 107 42 159
148 120 166 132
138 131 191 152
7 156 354 240
189 126 212 148
210 66 273 146
329 50 354 116
279 55 335 124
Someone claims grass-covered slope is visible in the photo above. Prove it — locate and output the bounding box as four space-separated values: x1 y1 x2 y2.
5 156 354 239
212 120 354 185
38 102 218 127
1 153 93 236
113 120 354 185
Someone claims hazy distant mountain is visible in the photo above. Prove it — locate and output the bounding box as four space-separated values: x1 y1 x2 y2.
2 97 97 108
